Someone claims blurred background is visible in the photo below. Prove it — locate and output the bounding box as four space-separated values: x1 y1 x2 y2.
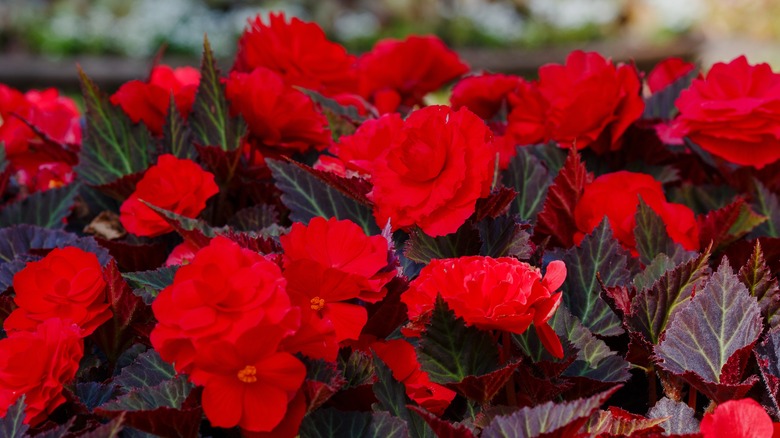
0 0 777 91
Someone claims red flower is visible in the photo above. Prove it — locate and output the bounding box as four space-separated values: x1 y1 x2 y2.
507 50 644 153
646 57 695 94
675 56 780 168
0 318 83 426
372 339 456 415
0 85 81 157
573 171 699 253
165 240 199 266
358 36 469 114
225 68 331 153
119 154 219 237
110 65 200 136
233 13 357 97
450 73 522 120
700 399 774 438
280 217 394 359
5 247 110 336
370 105 495 237
402 256 566 358
189 321 306 433
327 113 404 176
151 236 295 373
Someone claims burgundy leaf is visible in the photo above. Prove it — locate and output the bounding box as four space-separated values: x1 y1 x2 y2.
474 187 518 222
408 405 476 438
534 147 591 248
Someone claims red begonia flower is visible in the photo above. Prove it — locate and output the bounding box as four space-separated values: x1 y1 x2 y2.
403 256 566 358
573 171 699 253
675 56 780 168
507 50 644 153
450 73 522 120
0 318 83 426
111 65 200 136
233 13 358 97
119 154 219 237
151 236 296 373
326 113 404 176
225 67 331 153
646 57 695 94
280 217 394 359
700 398 774 438
190 320 305 433
358 36 469 114
372 339 456 415
5 247 110 336
370 105 495 237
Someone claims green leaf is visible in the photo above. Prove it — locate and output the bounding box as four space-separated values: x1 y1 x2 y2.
0 396 28 438
646 397 700 435
0 183 79 229
655 260 763 383
628 250 710 345
404 226 481 265
267 159 378 235
373 356 435 438
554 218 628 336
123 266 179 305
98 375 193 411
161 94 195 159
478 215 532 259
633 197 687 266
113 350 177 390
189 36 246 151
502 146 550 222
738 241 780 329
416 296 500 384
75 68 155 186
752 179 780 238
298 408 408 438
481 387 619 438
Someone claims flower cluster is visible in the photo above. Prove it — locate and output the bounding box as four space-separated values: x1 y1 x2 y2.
7 7 780 438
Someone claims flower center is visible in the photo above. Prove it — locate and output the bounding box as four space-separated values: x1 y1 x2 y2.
310 296 325 311
237 365 257 383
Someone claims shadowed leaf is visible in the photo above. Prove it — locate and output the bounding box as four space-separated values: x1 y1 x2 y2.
0 183 80 229
634 197 688 266
0 396 28 438
75 68 155 186
189 36 246 151
372 356 435 438
404 226 481 264
739 240 780 329
502 146 550 222
113 350 176 390
123 265 179 305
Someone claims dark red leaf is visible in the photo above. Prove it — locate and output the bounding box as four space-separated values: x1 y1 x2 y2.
474 187 518 222
408 405 476 438
284 157 374 207
534 147 591 248
696 197 766 250
447 362 520 404
95 238 169 272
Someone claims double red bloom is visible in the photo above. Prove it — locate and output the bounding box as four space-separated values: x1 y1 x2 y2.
5 247 111 336
120 154 219 237
151 237 305 433
370 105 495 237
0 318 83 426
675 56 780 168
507 50 644 153
280 217 394 360
111 65 200 136
403 256 566 358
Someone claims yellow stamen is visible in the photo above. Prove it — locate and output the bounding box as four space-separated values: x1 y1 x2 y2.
237 365 257 383
310 296 325 311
